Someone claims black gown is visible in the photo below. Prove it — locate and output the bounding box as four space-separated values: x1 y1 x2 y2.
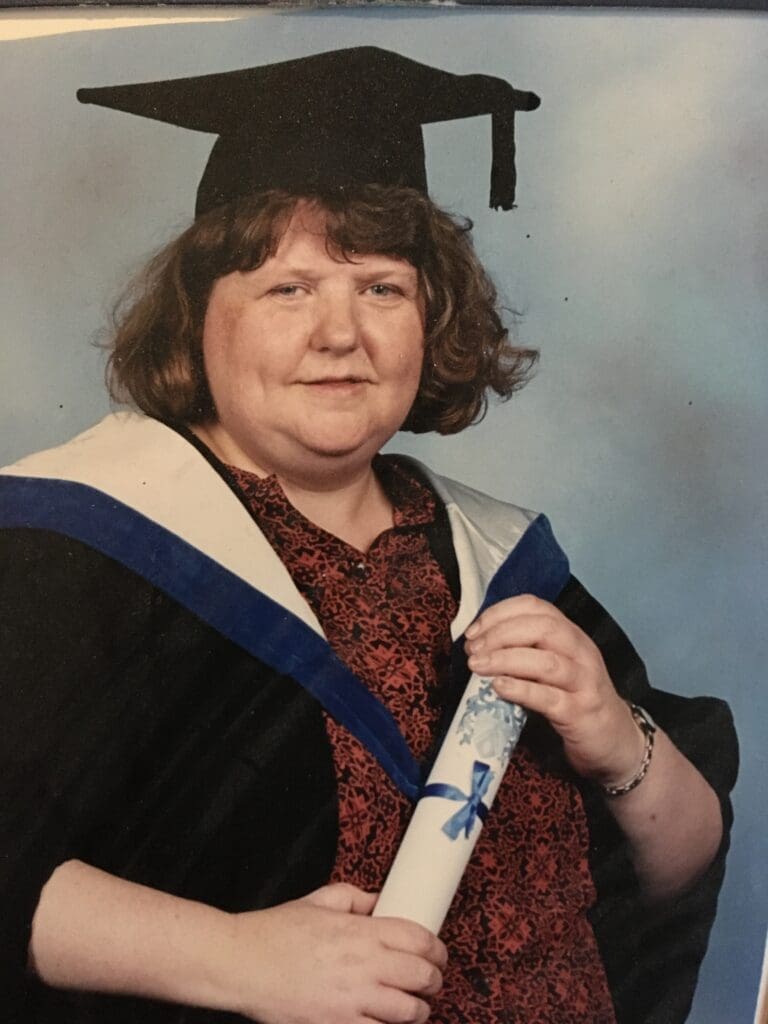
0 415 738 1024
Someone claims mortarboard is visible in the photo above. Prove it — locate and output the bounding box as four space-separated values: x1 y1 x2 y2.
77 46 540 218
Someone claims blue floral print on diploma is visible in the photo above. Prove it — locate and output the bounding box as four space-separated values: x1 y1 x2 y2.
457 678 527 765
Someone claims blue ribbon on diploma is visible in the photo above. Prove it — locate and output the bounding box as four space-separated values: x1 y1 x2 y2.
421 760 494 840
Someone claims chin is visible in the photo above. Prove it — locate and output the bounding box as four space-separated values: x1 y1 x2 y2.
304 440 373 461
298 424 388 462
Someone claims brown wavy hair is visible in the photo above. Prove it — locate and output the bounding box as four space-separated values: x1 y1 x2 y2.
107 185 537 435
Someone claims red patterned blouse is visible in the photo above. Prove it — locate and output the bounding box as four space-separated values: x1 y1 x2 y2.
228 456 616 1024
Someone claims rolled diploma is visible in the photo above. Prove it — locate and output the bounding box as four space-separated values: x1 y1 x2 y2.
373 673 526 934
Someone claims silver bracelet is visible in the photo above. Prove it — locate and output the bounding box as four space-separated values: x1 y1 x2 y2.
601 703 657 798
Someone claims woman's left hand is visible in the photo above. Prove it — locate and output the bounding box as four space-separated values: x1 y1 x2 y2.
466 594 725 902
465 595 643 787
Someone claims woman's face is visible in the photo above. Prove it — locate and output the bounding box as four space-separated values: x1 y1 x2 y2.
200 204 425 480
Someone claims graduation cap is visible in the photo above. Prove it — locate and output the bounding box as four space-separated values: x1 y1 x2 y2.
77 46 540 218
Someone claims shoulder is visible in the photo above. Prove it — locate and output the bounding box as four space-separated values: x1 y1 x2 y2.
398 456 539 534
1 415 323 632
0 415 200 645
387 454 548 556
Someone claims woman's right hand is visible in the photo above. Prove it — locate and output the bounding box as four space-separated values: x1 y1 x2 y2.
31 864 444 1023
226 882 447 1024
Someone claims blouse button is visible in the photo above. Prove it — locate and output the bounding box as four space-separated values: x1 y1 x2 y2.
350 561 368 580
467 967 491 996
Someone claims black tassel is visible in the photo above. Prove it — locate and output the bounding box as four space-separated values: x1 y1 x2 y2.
490 110 516 211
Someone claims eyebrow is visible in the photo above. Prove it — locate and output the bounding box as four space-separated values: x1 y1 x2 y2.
265 260 417 283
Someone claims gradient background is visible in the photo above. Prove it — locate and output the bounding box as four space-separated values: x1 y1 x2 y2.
1 9 766 1021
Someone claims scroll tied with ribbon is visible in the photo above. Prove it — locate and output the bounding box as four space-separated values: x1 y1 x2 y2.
373 674 526 934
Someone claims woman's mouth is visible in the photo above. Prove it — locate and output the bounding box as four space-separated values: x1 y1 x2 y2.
302 376 368 390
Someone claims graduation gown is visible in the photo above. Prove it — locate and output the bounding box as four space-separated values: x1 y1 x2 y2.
0 413 737 1024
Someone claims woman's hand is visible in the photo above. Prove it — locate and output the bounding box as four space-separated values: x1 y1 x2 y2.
464 595 724 901
227 882 447 1024
464 594 643 787
31 864 445 1023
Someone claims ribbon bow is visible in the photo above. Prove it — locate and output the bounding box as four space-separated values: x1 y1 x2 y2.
422 760 494 840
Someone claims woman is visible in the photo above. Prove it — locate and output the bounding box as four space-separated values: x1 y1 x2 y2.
0 48 736 1024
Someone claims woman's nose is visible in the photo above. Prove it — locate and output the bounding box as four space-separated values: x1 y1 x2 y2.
310 292 361 352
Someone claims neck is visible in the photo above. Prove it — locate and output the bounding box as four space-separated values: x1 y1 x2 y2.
190 422 394 553
281 467 393 553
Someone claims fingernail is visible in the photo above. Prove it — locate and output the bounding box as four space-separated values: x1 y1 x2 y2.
465 637 485 653
465 622 479 638
468 655 490 671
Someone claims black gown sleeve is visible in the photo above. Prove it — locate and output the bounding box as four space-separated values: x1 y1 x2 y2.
0 528 339 1023
555 576 738 1024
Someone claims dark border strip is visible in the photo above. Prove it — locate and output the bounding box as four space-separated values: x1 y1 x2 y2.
2 1 764 11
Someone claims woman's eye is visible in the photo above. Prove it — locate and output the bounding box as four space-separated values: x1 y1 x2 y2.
270 284 303 297
367 283 400 297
